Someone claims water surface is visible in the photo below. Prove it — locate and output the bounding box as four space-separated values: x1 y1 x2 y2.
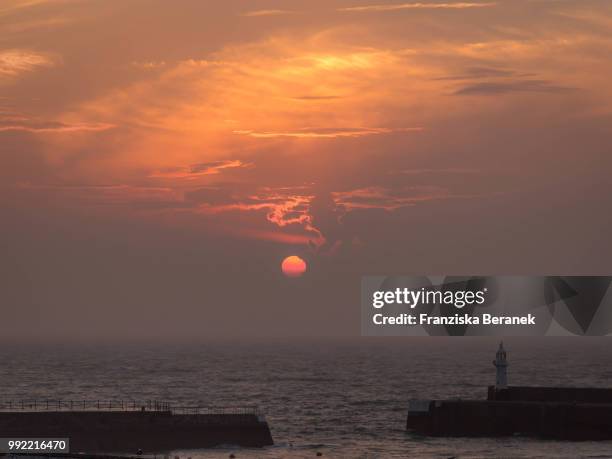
2 338 611 458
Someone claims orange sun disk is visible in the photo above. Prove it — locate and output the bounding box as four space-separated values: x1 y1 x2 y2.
281 256 307 278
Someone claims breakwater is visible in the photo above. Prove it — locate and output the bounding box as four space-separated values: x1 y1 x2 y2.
0 401 273 453
407 396 612 440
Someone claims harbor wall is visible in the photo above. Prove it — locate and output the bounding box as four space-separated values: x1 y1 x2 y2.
488 385 612 403
407 400 612 440
0 411 273 453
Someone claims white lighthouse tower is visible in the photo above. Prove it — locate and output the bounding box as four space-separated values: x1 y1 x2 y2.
493 341 508 389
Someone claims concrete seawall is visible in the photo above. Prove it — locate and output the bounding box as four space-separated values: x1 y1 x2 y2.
407 399 612 440
488 385 612 403
0 411 273 452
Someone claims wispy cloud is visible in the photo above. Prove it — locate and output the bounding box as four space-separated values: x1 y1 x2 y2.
1 16 73 34
234 127 423 139
0 120 114 133
454 79 576 95
228 228 314 245
0 49 57 78
339 2 496 12
184 185 322 244
0 0 61 16
333 186 451 210
433 66 525 81
397 168 481 175
290 95 345 101
131 60 167 70
16 183 182 206
241 9 297 17
150 160 249 179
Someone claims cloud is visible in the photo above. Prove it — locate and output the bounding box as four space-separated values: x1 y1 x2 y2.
433 66 525 81
0 49 56 78
184 187 237 206
200 190 314 227
6 5 606 253
190 188 321 245
0 120 115 133
228 228 314 245
67 37 424 158
290 95 345 101
150 160 250 179
307 193 348 253
0 0 60 15
131 61 167 70
454 79 577 95
554 9 612 31
339 2 496 12
333 186 452 210
431 65 579 97
241 9 297 17
233 127 423 139
308 185 482 253
397 168 481 175
16 183 182 206
1 16 74 34
194 184 480 250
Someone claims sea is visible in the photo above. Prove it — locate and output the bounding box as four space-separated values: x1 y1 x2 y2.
2 337 612 458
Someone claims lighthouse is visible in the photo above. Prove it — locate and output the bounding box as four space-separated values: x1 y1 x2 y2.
493 341 508 389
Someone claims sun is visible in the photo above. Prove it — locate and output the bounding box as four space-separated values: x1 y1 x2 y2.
281 255 307 278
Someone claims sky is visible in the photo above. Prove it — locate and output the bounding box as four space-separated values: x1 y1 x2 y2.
1 0 611 342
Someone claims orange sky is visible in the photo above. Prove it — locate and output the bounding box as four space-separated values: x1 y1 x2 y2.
1 0 611 340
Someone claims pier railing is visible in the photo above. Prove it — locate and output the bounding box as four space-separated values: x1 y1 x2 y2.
0 400 262 416
0 400 170 412
170 405 262 415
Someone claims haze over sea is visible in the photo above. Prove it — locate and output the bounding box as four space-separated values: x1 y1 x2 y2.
2 338 612 458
